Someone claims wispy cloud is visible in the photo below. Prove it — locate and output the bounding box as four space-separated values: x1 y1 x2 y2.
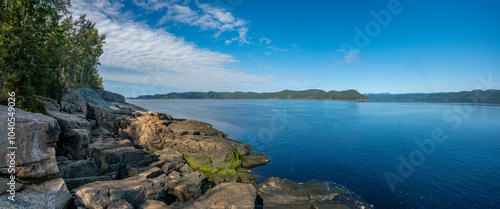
139 0 251 44
331 50 360 67
258 65 273 72
259 38 271 45
266 46 288 52
70 0 275 94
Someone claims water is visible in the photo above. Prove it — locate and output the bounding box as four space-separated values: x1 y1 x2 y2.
127 99 500 209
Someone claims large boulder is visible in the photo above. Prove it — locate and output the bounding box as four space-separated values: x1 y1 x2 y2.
242 153 271 169
74 178 166 209
167 179 202 203
257 177 343 207
138 200 170 209
0 106 60 178
180 182 256 209
58 159 100 179
46 111 92 160
96 89 126 103
89 138 158 176
0 178 71 209
61 91 87 115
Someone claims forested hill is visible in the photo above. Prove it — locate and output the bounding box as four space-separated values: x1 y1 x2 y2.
132 89 370 101
367 90 500 103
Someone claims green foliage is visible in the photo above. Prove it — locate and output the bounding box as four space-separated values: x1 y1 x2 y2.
367 90 500 103
0 0 105 112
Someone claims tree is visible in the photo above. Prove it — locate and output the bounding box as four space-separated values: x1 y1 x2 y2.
0 0 105 112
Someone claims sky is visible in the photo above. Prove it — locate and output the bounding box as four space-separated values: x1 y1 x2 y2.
69 0 500 97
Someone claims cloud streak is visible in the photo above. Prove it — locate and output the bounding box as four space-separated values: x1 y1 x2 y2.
331 50 360 67
148 0 250 44
70 0 275 95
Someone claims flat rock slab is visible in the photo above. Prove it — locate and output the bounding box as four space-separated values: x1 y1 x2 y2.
167 179 202 203
181 182 256 209
258 177 343 207
138 200 170 209
0 178 71 209
0 106 60 178
75 178 165 209
242 153 271 169
58 160 101 179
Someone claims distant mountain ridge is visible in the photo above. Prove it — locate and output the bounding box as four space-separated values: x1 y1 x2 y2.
131 89 370 102
367 89 500 103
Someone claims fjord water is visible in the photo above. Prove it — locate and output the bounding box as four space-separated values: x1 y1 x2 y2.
128 100 500 209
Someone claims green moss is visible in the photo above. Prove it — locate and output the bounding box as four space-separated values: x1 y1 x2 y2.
227 161 242 169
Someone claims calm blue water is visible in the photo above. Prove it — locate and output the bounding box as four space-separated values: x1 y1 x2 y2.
127 99 500 209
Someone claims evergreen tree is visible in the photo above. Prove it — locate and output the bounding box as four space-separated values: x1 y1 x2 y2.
0 0 105 112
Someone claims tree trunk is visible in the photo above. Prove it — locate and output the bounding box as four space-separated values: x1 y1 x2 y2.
80 60 85 85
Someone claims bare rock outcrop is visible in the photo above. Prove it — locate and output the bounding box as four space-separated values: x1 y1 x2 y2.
0 178 71 209
74 178 166 209
257 177 343 208
180 182 256 209
0 106 60 178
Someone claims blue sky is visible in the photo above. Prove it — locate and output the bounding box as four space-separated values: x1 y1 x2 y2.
70 0 500 97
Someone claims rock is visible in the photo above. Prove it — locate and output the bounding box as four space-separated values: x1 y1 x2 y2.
313 204 351 209
138 200 170 209
36 95 60 112
107 199 134 209
257 177 342 207
161 162 182 174
89 139 158 175
48 110 91 131
167 171 181 181
60 128 91 160
179 164 194 176
58 160 100 178
0 177 23 196
138 167 164 179
118 164 138 179
167 179 202 203
46 111 92 159
64 176 111 191
0 178 71 209
181 183 256 209
242 153 271 169
75 88 137 115
119 111 259 172
150 174 168 187
96 89 126 103
0 106 60 178
167 119 226 137
61 90 88 114
75 178 166 208
181 171 206 187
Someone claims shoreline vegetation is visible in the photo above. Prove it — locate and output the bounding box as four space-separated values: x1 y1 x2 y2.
367 89 500 104
131 89 371 102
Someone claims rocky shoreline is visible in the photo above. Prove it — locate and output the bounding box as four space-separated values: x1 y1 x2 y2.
1 88 367 209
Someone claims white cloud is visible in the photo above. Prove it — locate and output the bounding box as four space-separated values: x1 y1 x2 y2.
258 65 272 72
70 0 275 93
290 43 298 48
259 38 271 45
266 46 288 52
264 52 272 56
151 0 250 44
331 50 360 67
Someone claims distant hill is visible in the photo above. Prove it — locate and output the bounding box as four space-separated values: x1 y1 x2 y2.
367 89 500 103
132 89 370 102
